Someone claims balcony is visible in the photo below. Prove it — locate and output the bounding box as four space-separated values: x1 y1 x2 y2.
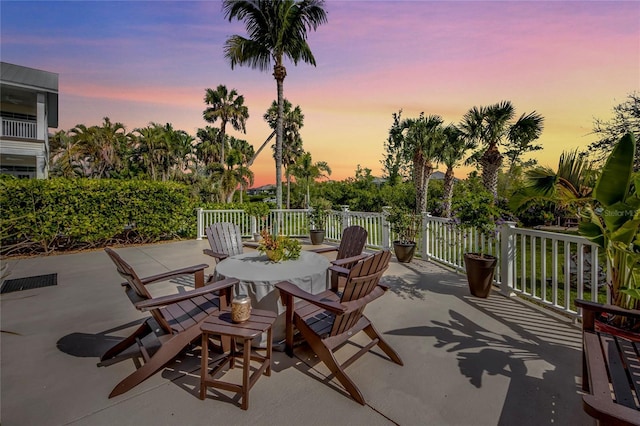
1 117 38 140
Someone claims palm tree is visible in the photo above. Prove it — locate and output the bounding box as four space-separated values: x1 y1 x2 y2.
264 99 305 208
461 101 544 199
290 151 331 208
401 113 445 214
229 137 255 203
203 85 249 167
49 130 85 177
223 0 328 209
440 124 474 218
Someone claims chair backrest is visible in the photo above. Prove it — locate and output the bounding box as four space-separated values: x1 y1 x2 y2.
104 247 152 300
104 247 172 333
335 225 368 260
331 250 391 336
205 222 244 259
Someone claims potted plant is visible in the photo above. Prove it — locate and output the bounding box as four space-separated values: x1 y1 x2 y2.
451 180 505 298
308 198 332 245
578 133 639 331
257 228 301 262
244 202 271 241
387 206 421 263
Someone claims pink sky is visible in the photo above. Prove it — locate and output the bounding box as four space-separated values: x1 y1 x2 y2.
2 1 639 186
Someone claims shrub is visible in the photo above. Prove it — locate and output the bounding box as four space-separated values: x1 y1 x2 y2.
0 178 198 255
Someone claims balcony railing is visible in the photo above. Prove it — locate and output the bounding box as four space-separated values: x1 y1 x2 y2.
197 207 606 320
1 118 37 139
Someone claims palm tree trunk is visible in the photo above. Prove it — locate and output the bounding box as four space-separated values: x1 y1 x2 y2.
286 173 291 209
480 145 503 200
443 167 455 218
413 154 425 215
274 64 287 210
421 162 434 214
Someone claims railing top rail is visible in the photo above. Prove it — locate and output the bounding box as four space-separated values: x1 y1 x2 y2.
512 227 593 244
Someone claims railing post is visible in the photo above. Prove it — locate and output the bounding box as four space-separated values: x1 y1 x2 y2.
340 205 350 232
499 221 517 296
196 208 203 240
422 212 430 260
382 206 391 250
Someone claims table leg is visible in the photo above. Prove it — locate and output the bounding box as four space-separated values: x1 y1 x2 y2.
242 337 250 410
266 326 272 376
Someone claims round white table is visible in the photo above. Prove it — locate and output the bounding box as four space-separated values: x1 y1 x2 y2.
215 251 330 347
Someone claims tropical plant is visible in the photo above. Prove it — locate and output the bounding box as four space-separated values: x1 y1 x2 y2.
222 0 328 209
387 205 420 245
460 101 544 200
509 148 596 215
578 133 640 312
308 198 332 230
257 228 301 262
203 85 249 167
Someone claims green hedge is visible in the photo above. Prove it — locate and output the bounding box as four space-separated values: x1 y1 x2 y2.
1 178 198 255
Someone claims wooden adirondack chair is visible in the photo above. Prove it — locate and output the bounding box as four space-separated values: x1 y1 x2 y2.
310 225 369 291
103 247 238 398
203 222 258 264
275 249 403 405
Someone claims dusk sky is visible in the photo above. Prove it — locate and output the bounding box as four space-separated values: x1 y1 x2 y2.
2 1 639 187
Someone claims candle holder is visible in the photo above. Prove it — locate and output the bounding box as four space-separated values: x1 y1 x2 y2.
231 294 251 323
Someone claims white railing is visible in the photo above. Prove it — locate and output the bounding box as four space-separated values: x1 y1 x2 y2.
196 208 606 318
1 118 37 139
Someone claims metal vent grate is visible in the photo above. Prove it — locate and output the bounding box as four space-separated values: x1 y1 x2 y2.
1 273 57 294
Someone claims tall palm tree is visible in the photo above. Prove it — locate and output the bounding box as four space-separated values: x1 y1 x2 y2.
440 124 474 218
223 0 328 209
461 101 544 199
203 85 249 167
290 151 331 208
401 113 445 214
264 99 305 208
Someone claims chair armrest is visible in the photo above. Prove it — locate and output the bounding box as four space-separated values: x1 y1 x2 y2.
328 265 350 276
576 299 640 319
331 253 370 267
275 281 347 315
135 278 238 311
202 249 228 261
140 263 209 285
341 285 386 313
308 246 338 254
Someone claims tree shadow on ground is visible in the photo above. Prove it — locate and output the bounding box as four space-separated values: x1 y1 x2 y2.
385 260 588 426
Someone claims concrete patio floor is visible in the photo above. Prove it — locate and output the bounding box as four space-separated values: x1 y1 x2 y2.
1 239 593 425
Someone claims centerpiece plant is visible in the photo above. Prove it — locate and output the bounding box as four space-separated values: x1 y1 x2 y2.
257 228 301 262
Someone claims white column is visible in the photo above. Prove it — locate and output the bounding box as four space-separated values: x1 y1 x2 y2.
499 221 517 296
382 206 391 250
36 93 46 141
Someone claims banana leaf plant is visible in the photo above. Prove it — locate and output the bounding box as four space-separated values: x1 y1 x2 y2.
578 133 640 313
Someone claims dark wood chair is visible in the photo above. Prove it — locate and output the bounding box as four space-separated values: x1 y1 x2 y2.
102 247 238 398
203 222 258 264
575 299 640 425
275 249 403 405
310 225 369 291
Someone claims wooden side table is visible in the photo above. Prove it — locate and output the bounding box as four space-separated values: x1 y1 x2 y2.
199 308 277 410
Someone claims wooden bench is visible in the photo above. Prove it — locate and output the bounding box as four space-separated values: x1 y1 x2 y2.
575 299 640 425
